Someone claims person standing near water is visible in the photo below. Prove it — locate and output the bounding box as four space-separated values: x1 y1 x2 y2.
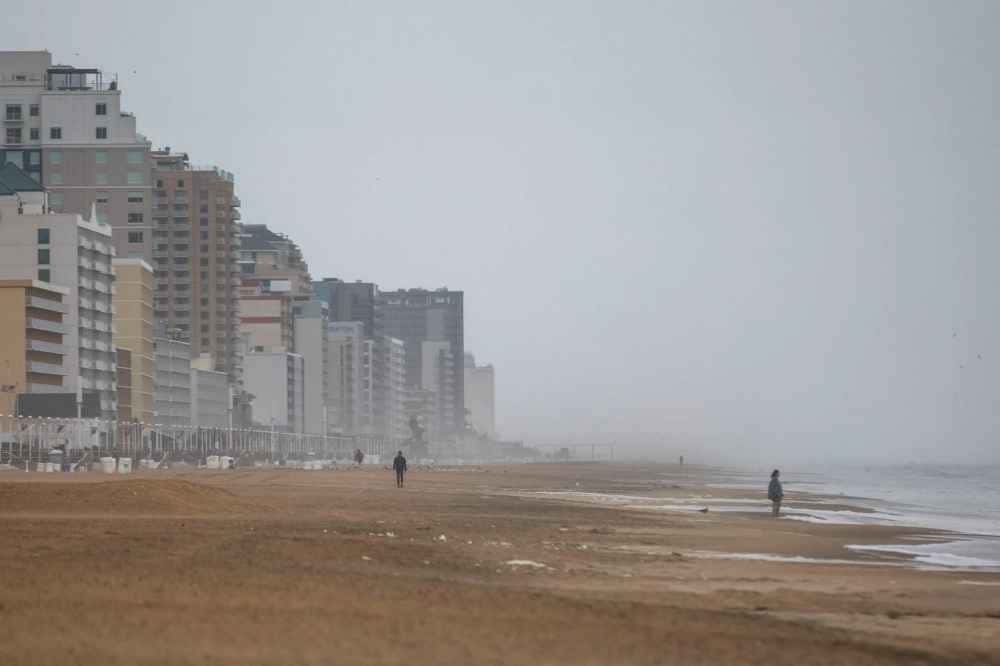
393 450 408 488
768 469 784 516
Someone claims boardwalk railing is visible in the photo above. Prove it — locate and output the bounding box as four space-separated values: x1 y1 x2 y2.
0 415 404 469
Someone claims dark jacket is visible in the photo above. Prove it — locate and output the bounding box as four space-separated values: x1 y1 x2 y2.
768 477 783 501
393 455 407 472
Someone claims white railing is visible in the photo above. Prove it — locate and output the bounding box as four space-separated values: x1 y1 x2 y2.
0 414 405 470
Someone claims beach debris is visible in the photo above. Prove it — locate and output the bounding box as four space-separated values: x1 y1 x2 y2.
436 534 448 542
423 560 430 565
467 540 473 545
578 544 589 551
506 559 549 569
385 532 396 538
362 556 372 562
559 527 569 532
698 507 710 513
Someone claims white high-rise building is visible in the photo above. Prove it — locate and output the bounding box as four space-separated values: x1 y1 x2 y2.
328 321 364 434
0 165 116 416
293 300 329 434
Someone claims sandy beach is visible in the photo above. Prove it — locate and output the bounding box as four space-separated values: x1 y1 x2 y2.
1 463 998 665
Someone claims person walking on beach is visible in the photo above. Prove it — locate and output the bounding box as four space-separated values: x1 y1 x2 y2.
393 450 408 488
768 469 784 516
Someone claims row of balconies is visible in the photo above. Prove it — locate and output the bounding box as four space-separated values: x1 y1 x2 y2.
27 295 67 314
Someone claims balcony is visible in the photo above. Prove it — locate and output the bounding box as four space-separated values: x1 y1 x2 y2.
93 300 110 314
79 237 93 251
79 255 94 270
79 276 94 291
27 318 66 334
27 383 66 394
28 361 66 376
28 296 67 313
93 260 111 275
26 339 65 354
93 281 110 294
231 195 241 207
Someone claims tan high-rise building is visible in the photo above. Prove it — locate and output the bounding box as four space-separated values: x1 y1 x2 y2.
150 150 243 384
112 258 154 424
0 280 70 415
0 51 154 261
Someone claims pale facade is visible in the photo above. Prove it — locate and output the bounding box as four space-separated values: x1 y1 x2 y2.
112 258 154 424
464 353 496 438
293 301 329 434
191 354 230 428
328 321 364 434
153 337 191 427
243 351 304 432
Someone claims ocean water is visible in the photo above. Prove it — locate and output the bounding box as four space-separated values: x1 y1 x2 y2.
694 464 1000 570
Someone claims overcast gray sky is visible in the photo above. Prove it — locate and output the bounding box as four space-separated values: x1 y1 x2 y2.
4 1 997 463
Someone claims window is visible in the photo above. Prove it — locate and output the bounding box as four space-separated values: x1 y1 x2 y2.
95 103 107 116
174 244 189 251
174 192 188 203
127 150 143 165
5 104 22 121
156 179 164 188
29 128 39 141
127 171 143 185
28 151 40 165
128 231 143 244
200 298 209 306
200 244 209 253
127 191 143 203
48 192 64 210
96 212 109 225
200 258 209 266
95 127 108 140
95 150 107 164
49 127 62 140
200 231 209 240
49 150 62 165
95 172 109 185
174 257 189 265
200 218 208 226
38 268 50 282
29 104 39 117
96 191 109 204
4 151 22 166
173 230 188 238
37 228 50 244
177 178 185 188
200 204 209 213
128 213 144 224
37 248 50 265
6 127 22 144
200 272 208 281
49 172 63 185
201 324 210 333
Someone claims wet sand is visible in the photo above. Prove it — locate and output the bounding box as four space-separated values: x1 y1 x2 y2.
0 463 997 665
